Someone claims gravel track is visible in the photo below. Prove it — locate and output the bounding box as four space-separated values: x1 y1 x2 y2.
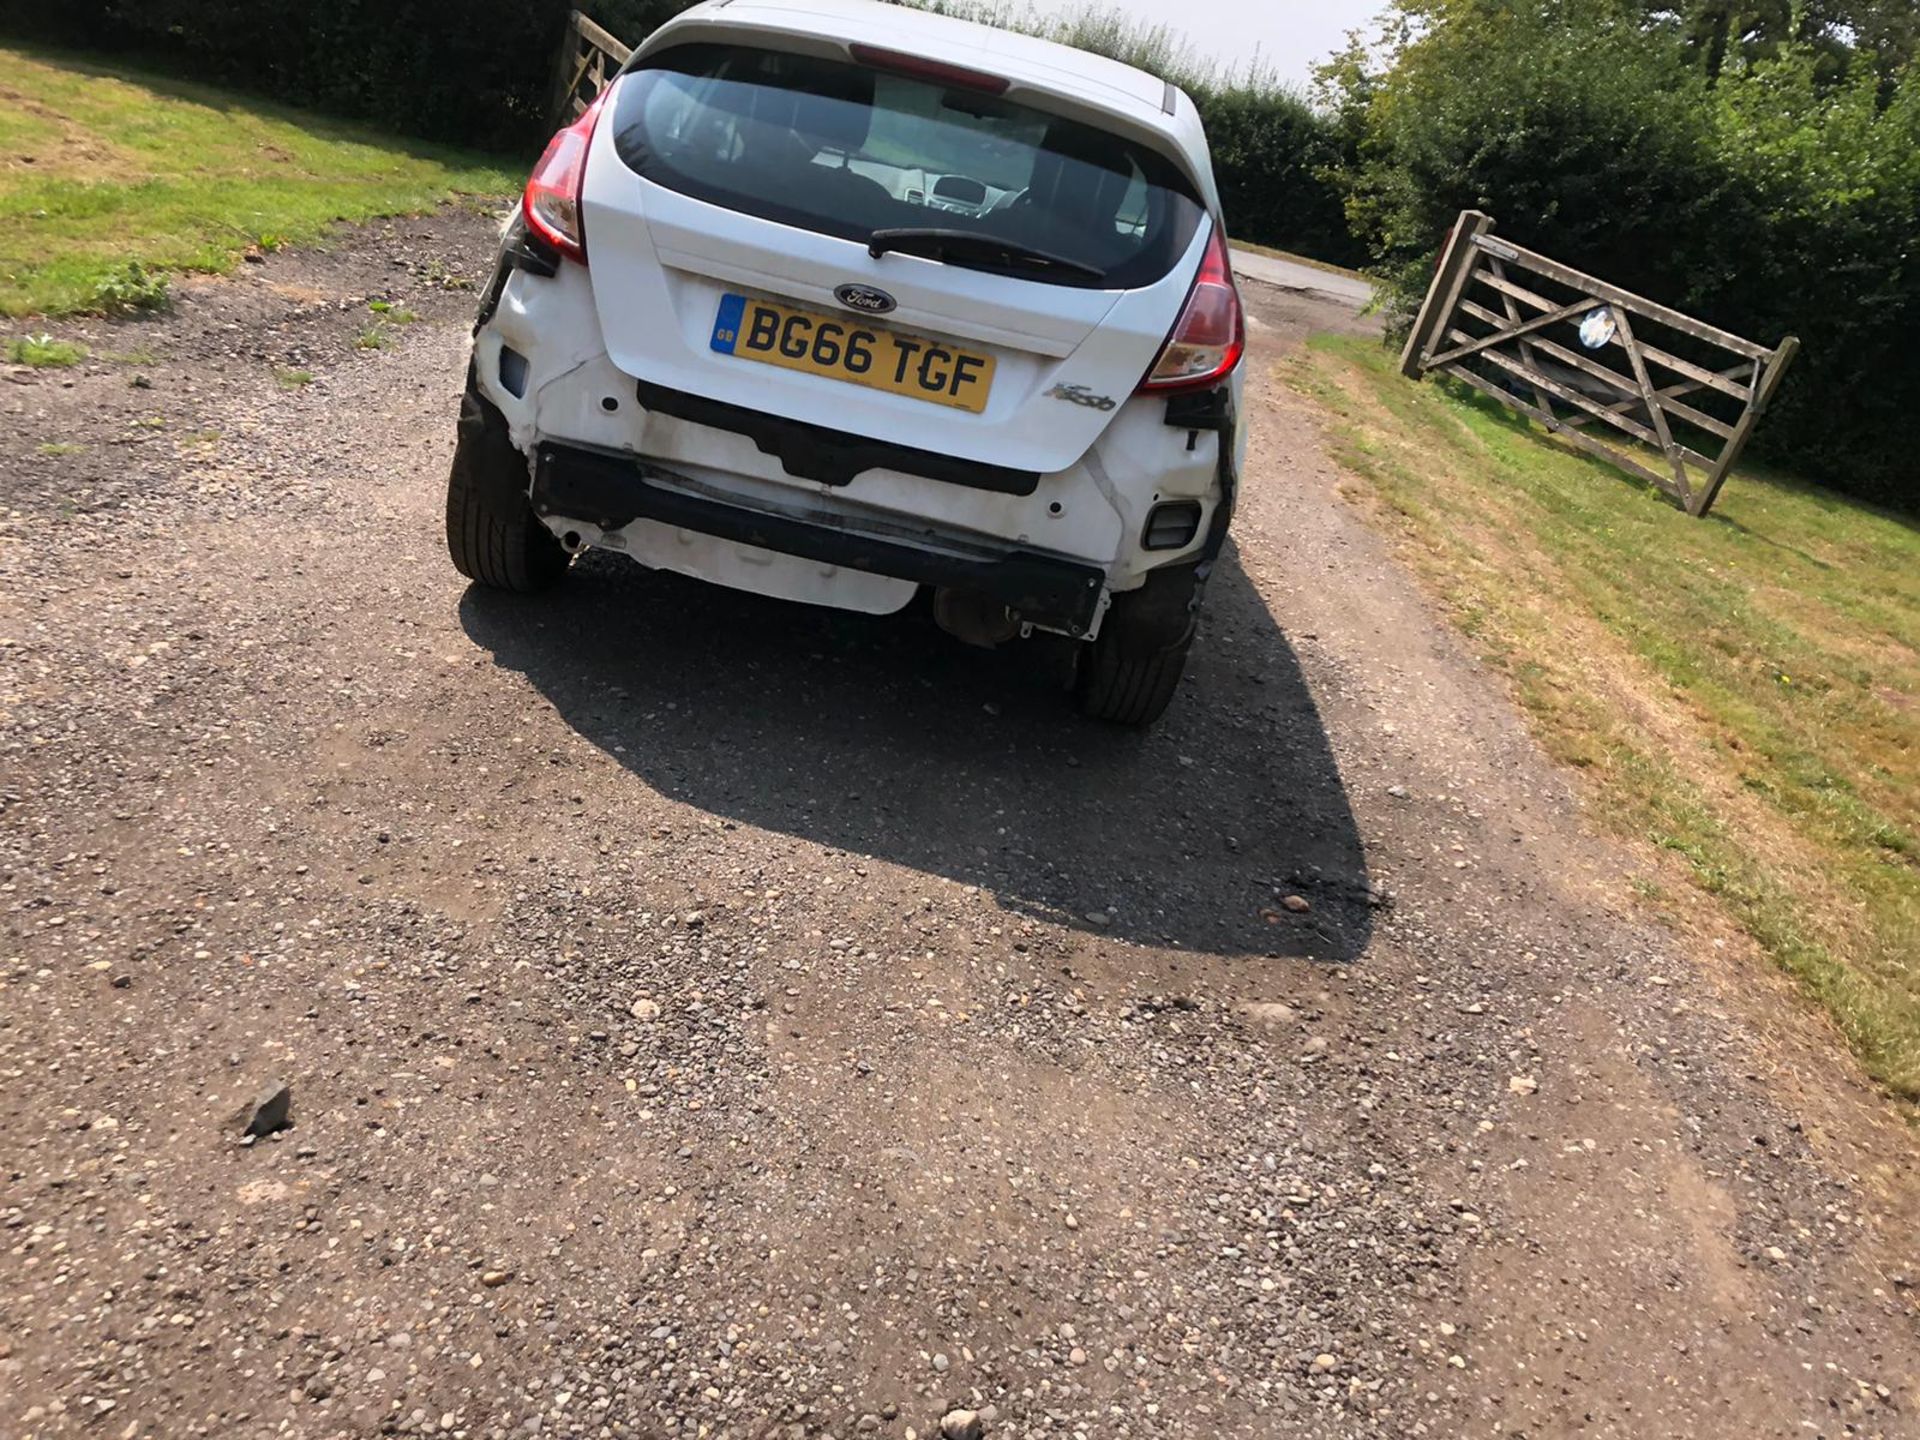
1 208 1914 1440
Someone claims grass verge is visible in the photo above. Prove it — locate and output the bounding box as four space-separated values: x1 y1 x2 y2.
1295 337 1920 1098
0 46 516 317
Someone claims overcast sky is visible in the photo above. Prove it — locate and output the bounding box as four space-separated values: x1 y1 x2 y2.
1020 0 1388 88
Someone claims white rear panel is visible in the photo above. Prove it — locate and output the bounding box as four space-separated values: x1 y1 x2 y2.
578 77 1207 478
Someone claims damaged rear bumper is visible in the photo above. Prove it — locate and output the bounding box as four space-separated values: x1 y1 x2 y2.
531 440 1109 638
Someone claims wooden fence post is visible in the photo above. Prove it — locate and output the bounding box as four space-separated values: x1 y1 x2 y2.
1400 210 1492 379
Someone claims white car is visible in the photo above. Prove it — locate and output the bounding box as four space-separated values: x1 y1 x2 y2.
449 0 1246 724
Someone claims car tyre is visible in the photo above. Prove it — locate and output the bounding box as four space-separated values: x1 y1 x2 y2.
445 379 569 593
1074 565 1201 726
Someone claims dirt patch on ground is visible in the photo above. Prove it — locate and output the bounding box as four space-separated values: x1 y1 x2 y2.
0 211 1914 1439
0 83 143 182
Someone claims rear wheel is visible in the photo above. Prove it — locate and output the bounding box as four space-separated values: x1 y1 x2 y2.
1074 565 1202 727
445 379 569 593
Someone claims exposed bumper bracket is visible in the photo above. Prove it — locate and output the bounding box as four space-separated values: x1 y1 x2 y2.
532 442 1106 637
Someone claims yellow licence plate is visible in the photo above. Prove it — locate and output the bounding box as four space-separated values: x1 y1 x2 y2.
709 292 995 414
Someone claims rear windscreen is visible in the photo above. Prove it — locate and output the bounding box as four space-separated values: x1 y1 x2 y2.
609 43 1206 289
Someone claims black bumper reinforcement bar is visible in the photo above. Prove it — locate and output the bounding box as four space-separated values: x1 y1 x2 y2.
531 442 1106 637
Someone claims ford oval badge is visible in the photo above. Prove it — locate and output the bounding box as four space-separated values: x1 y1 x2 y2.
834 283 896 315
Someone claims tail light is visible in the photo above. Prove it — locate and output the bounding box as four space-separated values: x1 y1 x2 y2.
524 88 610 265
1140 225 1244 393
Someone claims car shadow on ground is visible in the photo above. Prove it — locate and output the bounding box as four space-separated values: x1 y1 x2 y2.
459 541 1374 962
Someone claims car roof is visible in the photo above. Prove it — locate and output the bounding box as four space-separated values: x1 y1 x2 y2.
686 0 1168 114
643 0 1217 204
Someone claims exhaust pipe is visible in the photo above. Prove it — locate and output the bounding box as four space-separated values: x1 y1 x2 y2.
933 588 1020 648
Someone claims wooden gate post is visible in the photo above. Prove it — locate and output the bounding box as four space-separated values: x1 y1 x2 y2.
1400 211 1493 378
551 9 635 124
1688 336 1800 517
549 10 585 126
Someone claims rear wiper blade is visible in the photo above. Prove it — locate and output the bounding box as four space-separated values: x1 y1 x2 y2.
868 227 1104 281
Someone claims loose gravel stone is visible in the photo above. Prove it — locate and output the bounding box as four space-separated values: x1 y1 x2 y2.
236 1080 292 1137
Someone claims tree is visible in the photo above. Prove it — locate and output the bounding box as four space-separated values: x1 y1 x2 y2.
1641 0 1915 81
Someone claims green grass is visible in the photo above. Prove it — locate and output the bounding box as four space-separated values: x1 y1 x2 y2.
274 366 314 388
6 333 86 366
0 47 517 317
1296 337 1920 1098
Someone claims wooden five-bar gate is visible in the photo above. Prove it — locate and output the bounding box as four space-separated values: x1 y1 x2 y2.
553 9 632 122
1401 211 1798 518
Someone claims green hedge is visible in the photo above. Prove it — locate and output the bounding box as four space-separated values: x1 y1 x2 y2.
1196 84 1364 265
2 1 575 154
